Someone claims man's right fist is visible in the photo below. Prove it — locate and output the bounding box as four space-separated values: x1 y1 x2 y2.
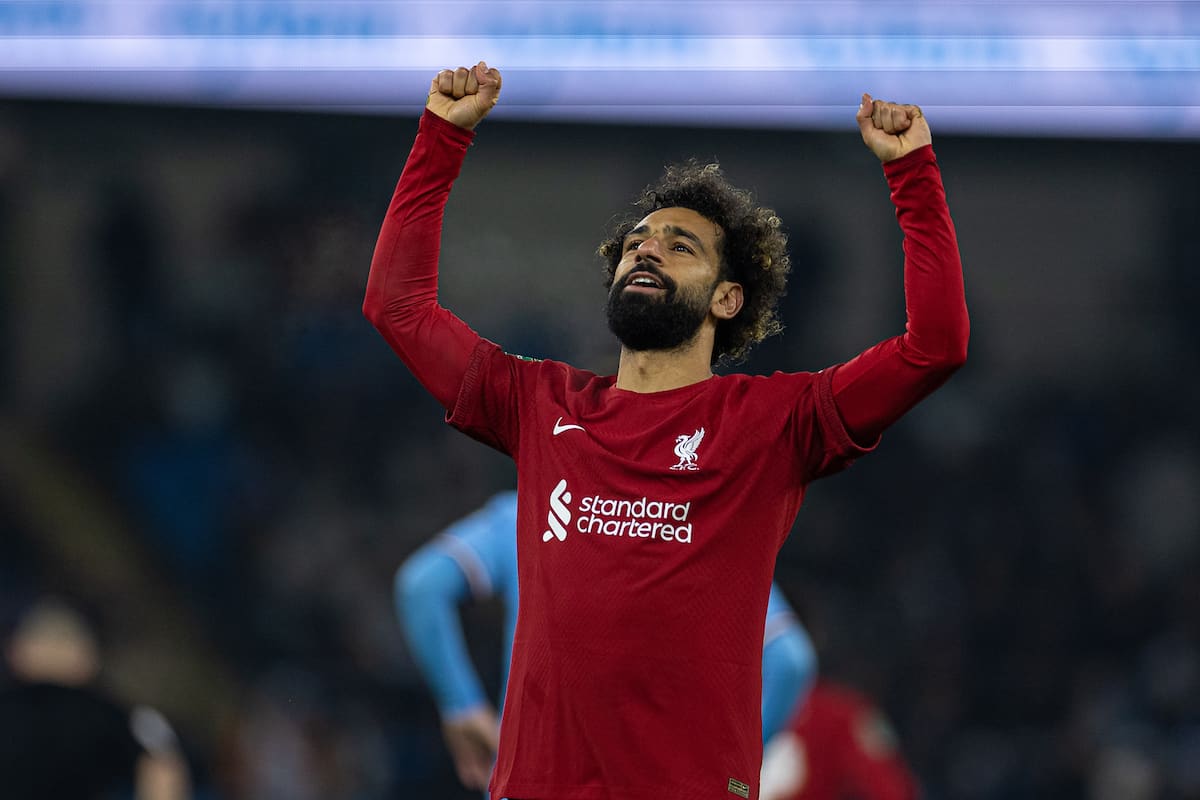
855 93 931 163
427 62 502 131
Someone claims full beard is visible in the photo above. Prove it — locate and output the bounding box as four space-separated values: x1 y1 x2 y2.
606 271 714 353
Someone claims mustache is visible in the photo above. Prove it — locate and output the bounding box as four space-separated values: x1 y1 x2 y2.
613 262 677 294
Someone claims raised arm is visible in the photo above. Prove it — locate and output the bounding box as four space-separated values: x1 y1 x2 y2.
830 95 970 444
362 63 503 410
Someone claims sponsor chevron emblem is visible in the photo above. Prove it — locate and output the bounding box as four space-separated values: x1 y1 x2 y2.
543 479 572 542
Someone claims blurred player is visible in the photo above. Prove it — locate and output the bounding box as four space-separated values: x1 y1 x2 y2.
0 597 191 800
760 679 920 800
363 62 967 798
396 490 817 791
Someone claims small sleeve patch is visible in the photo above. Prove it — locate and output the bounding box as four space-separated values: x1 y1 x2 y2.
727 777 751 798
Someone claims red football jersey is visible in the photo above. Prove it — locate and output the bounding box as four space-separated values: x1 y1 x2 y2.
363 111 966 800
450 352 870 800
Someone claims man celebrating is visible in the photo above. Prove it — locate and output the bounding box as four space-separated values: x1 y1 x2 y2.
364 63 967 800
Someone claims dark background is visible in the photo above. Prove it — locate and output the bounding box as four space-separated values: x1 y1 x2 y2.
1 99 1197 799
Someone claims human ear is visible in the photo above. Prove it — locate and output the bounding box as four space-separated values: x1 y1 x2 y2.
711 281 743 320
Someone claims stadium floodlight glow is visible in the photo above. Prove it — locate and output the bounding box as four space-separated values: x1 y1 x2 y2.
0 0 1197 138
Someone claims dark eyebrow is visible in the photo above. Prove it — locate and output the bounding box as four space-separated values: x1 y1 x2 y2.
624 224 650 242
622 223 710 255
665 225 708 253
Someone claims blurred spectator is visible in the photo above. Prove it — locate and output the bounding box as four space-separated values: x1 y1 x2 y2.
0 597 191 800
761 679 919 800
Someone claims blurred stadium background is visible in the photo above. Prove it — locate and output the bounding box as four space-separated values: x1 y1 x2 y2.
2 2 1198 798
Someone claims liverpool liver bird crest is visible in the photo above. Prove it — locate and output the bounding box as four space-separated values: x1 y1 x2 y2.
671 428 705 471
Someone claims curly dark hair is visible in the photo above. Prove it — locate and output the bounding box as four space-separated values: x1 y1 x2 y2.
597 160 791 366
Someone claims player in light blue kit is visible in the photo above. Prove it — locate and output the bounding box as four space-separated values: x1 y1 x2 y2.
396 491 817 792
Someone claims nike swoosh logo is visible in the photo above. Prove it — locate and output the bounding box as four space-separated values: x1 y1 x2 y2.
553 417 585 436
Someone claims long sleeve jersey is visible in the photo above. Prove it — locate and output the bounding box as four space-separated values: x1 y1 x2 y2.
396 490 817 741
364 110 967 800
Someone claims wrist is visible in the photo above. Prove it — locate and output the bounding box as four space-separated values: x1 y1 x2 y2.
882 144 935 176
421 108 478 145
442 701 490 723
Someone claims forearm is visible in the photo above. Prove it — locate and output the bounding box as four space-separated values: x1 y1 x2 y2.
395 550 489 716
363 110 484 410
760 625 817 741
887 145 970 368
832 145 969 442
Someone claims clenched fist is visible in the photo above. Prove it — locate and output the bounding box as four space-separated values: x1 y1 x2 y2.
427 62 503 131
856 93 931 162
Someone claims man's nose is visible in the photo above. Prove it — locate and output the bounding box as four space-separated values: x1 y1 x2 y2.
634 237 664 262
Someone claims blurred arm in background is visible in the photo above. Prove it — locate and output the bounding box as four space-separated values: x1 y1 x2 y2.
762 584 818 742
395 491 518 791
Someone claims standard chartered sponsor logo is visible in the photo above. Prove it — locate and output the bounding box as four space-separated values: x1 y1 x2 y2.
543 480 696 545
542 478 572 542
576 494 693 543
